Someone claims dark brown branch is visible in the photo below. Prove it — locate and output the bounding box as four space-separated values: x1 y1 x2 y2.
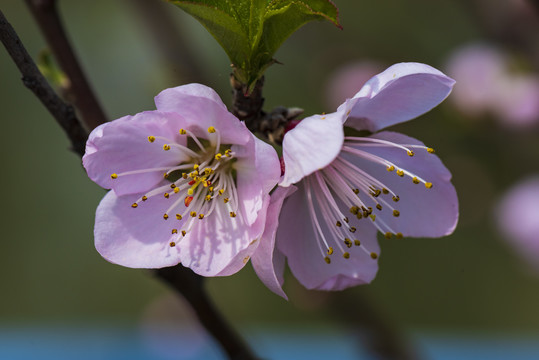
25 0 107 131
156 266 259 360
0 10 87 156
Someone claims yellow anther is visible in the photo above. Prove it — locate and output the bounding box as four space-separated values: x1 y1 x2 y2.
190 211 197 217
169 242 176 247
218 189 225 195
407 150 414 157
393 210 400 217
376 204 382 211
163 214 169 220
336 221 342 227
356 212 363 220
174 187 180 193
382 188 389 194
343 252 350 259
176 214 182 220
371 189 381 197
164 193 170 199
387 165 395 172
412 177 420 184
396 169 404 177
148 136 155 143
208 126 216 133
205 195 212 201
182 172 188 179
385 232 392 239
209 187 214 192
142 196 148 201
181 230 187 236
198 214 204 219
223 198 229 203
187 188 194 196
370 252 378 260
163 144 171 151
131 203 138 208
110 173 118 179
225 149 232 157
344 238 352 248
353 188 360 194
425 182 433 189
163 172 169 179
172 229 178 234
349 227 357 233
350 206 359 215
204 168 212 175
354 240 361 246
324 256 331 264
327 247 334 255
392 195 400 202
179 129 187 135
193 164 199 170
170 184 176 189
343 217 349 223
427 147 435 154
396 232 403 239
230 211 237 218
215 153 222 160
369 214 376 221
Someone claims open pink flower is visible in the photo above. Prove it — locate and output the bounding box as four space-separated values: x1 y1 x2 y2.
253 63 459 298
83 84 280 276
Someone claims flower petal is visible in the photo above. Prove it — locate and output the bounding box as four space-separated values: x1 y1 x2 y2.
276 181 380 291
341 63 455 132
154 84 251 145
83 111 189 196
233 134 281 225
251 186 297 299
94 190 182 268
179 196 268 277
280 111 345 187
343 131 458 237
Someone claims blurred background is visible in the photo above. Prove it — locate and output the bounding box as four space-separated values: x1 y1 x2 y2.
1 0 539 359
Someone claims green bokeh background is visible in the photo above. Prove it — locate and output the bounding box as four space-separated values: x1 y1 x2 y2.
1 0 539 339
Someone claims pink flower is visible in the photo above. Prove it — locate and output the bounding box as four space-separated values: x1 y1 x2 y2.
446 44 539 127
252 63 459 298
83 84 280 276
496 176 539 273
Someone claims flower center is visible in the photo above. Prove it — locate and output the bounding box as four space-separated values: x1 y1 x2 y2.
110 126 239 248
306 135 436 264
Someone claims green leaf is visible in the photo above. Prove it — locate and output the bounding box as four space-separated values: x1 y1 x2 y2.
168 0 340 90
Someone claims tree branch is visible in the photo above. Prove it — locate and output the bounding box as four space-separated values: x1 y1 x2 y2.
0 10 87 156
156 266 259 360
2 8 259 360
25 0 107 131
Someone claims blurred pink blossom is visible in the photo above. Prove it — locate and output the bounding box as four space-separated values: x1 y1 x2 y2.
446 44 539 127
497 176 539 273
325 61 384 109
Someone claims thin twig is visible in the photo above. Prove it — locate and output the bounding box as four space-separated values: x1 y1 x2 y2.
156 266 259 360
0 10 87 156
3 8 260 360
25 0 107 131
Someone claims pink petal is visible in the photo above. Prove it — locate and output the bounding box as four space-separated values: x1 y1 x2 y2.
83 111 189 196
94 190 183 268
251 186 297 299
345 131 458 237
154 84 251 145
342 63 455 132
233 134 281 226
179 196 269 277
280 111 345 187
276 182 380 291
